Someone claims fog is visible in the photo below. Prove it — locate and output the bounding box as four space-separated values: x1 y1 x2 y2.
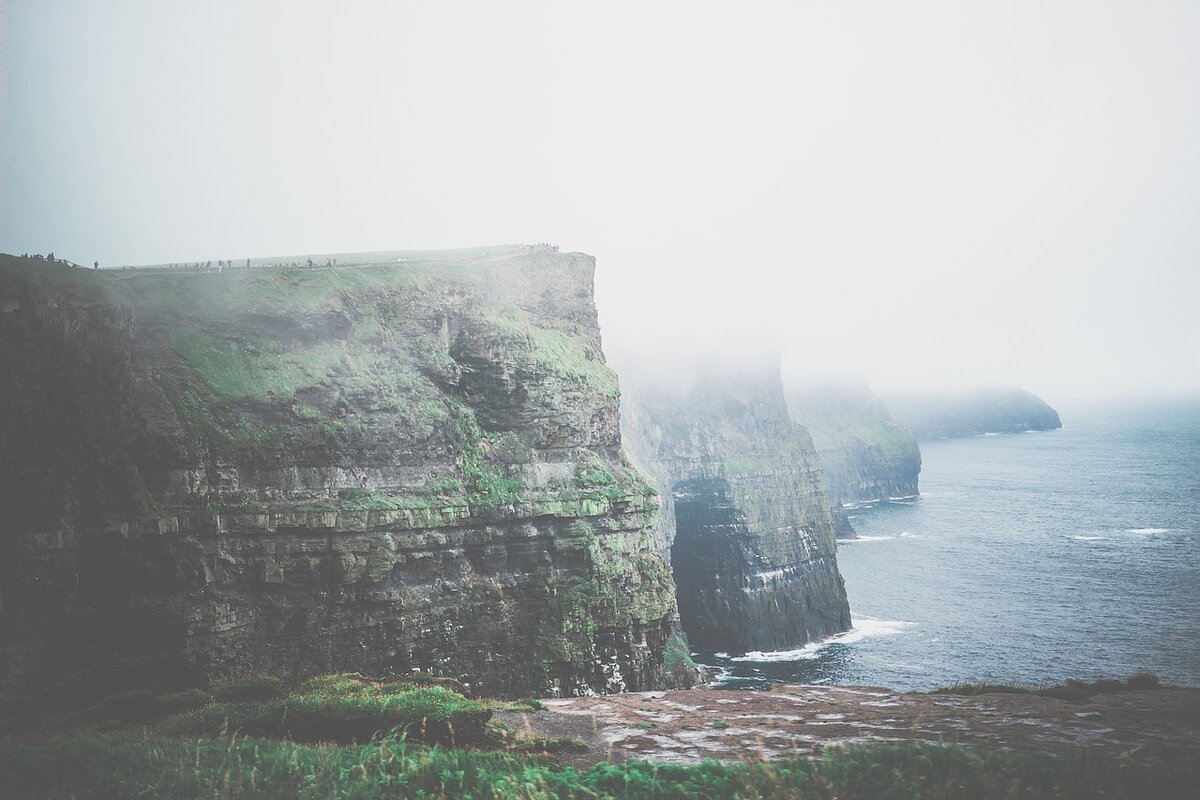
3 1 1198 402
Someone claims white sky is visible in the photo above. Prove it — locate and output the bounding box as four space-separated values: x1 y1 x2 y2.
2 1 1198 402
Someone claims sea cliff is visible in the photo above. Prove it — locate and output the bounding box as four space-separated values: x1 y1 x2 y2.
0 249 676 700
886 388 1062 439
786 383 921 522
622 364 851 654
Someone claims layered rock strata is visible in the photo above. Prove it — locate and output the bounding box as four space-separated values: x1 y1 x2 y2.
622 365 851 655
785 383 921 520
0 248 676 700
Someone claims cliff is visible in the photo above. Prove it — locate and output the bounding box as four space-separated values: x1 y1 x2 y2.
785 383 921 519
0 248 677 700
886 388 1062 440
622 363 851 655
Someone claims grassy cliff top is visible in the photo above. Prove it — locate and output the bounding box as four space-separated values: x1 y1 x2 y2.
0 248 630 512
786 384 919 457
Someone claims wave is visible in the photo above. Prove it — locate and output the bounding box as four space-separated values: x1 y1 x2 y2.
843 535 895 543
899 531 922 538
1070 535 1105 541
1126 528 1170 534
729 616 914 662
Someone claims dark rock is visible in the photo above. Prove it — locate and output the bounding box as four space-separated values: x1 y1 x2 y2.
785 382 921 522
623 362 851 655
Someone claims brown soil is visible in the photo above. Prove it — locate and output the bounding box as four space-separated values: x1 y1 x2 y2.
495 685 1199 768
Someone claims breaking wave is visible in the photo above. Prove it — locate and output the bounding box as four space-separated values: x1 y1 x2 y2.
730 616 914 663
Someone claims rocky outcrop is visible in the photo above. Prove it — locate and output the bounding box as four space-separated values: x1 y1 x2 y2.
622 363 851 655
885 388 1062 440
785 383 921 519
0 248 677 700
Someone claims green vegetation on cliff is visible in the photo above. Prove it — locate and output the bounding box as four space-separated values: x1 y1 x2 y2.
1 250 678 702
787 384 917 462
157 674 490 745
484 308 620 398
785 382 922 508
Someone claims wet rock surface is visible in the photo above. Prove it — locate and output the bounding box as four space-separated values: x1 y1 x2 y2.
500 685 1200 767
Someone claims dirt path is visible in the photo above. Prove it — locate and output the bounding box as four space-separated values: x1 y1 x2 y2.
495 685 1199 768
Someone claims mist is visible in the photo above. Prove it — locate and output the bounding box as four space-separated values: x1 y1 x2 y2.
3 0 1198 402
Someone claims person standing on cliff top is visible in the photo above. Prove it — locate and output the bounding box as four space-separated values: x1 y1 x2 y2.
93 261 98 270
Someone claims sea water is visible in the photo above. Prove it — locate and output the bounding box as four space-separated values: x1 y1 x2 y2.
703 400 1200 690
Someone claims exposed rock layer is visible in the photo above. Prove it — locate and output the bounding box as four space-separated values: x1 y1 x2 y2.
785 384 921 520
0 249 676 700
623 366 851 654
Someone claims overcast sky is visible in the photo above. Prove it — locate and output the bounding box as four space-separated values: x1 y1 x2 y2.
2 1 1197 402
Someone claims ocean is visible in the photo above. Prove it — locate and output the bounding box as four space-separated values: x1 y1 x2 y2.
703 400 1200 691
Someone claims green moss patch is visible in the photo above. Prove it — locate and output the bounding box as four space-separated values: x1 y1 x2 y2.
484 308 620 398
158 674 490 746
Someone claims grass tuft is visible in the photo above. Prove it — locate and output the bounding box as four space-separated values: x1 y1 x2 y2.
212 675 284 703
2 737 1193 800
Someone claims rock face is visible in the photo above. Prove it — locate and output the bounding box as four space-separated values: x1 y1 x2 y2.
0 249 677 700
622 364 852 655
785 383 921 519
886 388 1062 440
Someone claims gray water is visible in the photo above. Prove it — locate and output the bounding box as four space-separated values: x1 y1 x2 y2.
705 400 1200 690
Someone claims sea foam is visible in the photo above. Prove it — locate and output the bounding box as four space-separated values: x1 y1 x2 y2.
730 616 914 662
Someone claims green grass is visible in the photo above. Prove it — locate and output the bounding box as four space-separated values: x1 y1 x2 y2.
212 675 283 703
449 399 525 508
1 737 1192 800
485 308 620 398
663 631 700 677
574 453 617 488
161 379 283 450
169 328 340 401
156 674 490 746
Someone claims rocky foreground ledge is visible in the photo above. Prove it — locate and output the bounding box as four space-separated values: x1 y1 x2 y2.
498 684 1199 768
